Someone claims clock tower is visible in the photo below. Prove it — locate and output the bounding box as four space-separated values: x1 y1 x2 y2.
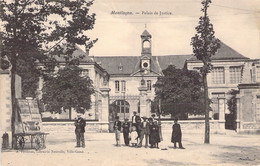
140 30 152 73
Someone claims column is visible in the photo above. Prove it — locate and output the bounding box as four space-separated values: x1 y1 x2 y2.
138 86 148 117
236 95 241 132
218 97 226 132
100 87 111 132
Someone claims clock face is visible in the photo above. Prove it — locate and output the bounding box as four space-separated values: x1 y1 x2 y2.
142 60 150 70
143 62 148 68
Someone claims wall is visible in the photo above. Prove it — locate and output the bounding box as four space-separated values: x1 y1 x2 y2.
42 122 109 133
186 60 246 119
0 70 22 148
41 120 225 134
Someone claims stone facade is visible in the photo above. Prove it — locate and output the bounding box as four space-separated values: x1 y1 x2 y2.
236 60 260 134
0 70 22 147
36 30 259 133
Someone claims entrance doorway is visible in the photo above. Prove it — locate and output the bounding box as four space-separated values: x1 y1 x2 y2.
111 100 130 121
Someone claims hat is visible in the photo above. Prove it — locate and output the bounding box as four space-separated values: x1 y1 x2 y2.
142 116 148 119
133 111 137 113
151 114 156 117
174 117 178 121
148 118 153 121
115 116 119 119
125 118 129 121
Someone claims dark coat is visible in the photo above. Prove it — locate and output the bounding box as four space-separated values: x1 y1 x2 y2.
171 123 182 143
113 121 121 131
122 122 130 133
139 121 150 135
74 117 86 133
132 115 141 124
149 122 160 144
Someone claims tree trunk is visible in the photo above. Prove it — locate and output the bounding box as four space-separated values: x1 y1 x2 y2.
203 72 210 144
11 65 17 149
69 107 72 120
158 98 163 141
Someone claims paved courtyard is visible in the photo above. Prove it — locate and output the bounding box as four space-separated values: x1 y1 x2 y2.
1 130 260 166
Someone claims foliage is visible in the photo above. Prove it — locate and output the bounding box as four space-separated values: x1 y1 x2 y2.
0 0 97 147
0 0 98 97
42 65 94 114
227 89 239 117
190 0 220 144
153 65 206 118
16 58 41 98
190 0 220 68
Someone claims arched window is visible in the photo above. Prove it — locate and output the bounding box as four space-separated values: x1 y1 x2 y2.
112 100 130 114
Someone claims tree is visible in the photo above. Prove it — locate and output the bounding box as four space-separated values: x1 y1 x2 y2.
227 89 239 129
190 0 220 143
153 65 205 118
41 65 94 120
0 0 97 148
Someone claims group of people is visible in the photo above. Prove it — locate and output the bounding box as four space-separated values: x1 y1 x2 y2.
74 111 185 149
113 112 161 148
113 111 185 149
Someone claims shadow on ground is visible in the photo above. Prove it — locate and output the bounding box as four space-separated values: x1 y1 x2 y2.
143 159 197 166
212 145 260 165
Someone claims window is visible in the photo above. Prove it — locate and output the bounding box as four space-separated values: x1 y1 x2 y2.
147 80 152 91
230 66 241 83
256 66 260 82
211 93 225 120
115 81 120 92
80 69 89 77
256 96 260 122
121 80 126 92
212 67 225 84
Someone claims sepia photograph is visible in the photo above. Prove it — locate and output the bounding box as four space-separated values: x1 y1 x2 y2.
1 0 260 165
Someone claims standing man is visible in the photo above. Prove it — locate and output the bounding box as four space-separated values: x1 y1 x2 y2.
113 116 121 146
131 111 139 128
122 118 130 146
171 117 185 149
151 114 157 123
138 116 150 148
74 114 86 148
131 111 141 139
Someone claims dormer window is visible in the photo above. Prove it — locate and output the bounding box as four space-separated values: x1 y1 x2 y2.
119 63 123 71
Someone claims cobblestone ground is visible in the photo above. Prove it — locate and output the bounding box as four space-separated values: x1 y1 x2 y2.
1 130 260 166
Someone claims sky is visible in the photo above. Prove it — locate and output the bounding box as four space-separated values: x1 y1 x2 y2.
85 0 260 59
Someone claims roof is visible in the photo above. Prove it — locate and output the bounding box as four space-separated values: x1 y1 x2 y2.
94 55 192 75
141 30 151 37
94 56 140 75
54 46 90 62
187 41 249 61
156 55 192 69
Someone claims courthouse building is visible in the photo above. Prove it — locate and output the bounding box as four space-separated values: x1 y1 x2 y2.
2 29 258 134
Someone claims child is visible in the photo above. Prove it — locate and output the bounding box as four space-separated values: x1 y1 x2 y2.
113 116 121 146
171 118 185 149
130 126 138 147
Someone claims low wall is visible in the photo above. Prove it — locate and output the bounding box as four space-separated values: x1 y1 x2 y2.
161 120 226 134
237 122 260 134
42 120 226 134
42 122 109 133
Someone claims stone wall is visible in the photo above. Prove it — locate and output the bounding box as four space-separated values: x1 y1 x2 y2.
42 120 226 134
0 70 22 147
161 120 225 134
42 122 110 133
